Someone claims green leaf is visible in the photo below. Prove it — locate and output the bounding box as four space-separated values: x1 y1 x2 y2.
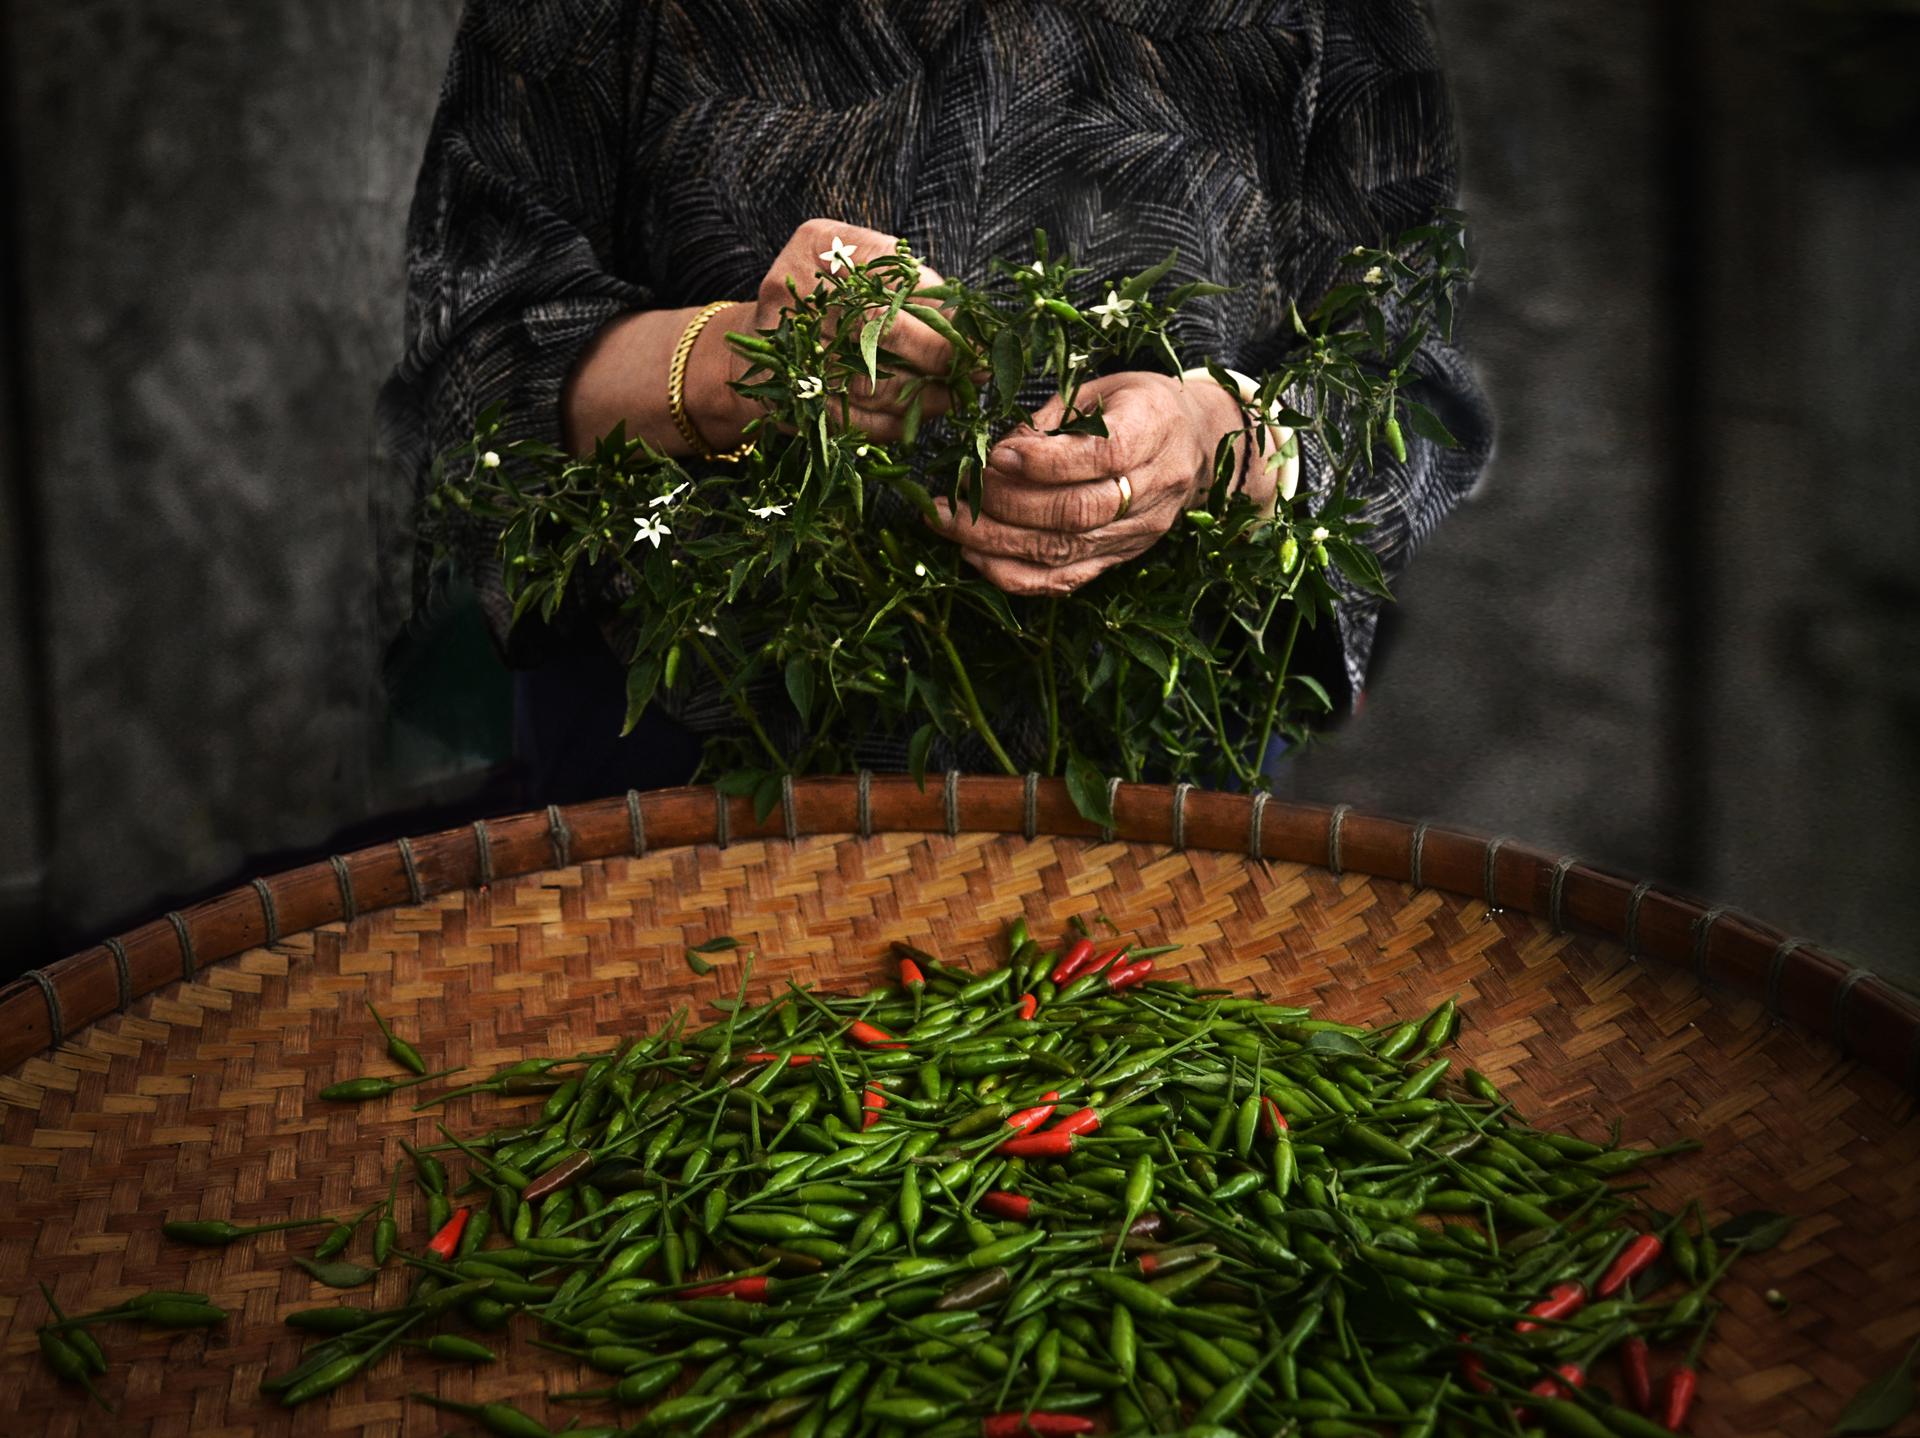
1328 539 1393 602
716 769 763 798
1831 1338 1920 1436
860 315 885 386
1119 248 1179 303
1405 400 1458 449
907 723 936 790
991 325 1025 403
1711 1211 1795 1252
752 772 783 825
622 659 662 737
1049 402 1108 438
1302 1031 1368 1057
690 937 740 954
1290 673 1334 712
684 950 714 976
785 655 815 725
1065 748 1116 829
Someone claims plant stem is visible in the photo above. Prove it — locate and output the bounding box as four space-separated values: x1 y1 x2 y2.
932 626 1018 776
1250 608 1304 786
687 635 786 771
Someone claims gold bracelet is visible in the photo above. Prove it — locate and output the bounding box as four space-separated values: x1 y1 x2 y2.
668 300 755 463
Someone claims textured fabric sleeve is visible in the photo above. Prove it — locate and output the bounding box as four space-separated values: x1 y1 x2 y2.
374 0 655 664
1239 0 1495 709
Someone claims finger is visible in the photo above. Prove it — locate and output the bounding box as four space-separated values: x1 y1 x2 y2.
847 372 954 420
988 387 1139 486
929 496 1156 563
959 548 1123 598
975 469 1133 533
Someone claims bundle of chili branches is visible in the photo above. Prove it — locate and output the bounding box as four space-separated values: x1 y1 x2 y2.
429 221 1472 825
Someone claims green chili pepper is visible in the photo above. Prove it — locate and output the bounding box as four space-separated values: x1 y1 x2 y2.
366 998 428 1075
319 1064 461 1102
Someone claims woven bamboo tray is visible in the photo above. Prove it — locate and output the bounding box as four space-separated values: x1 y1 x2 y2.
2 776 1917 1437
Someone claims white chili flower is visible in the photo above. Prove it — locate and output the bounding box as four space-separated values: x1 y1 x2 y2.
480 450 500 469
913 562 928 578
794 375 824 401
697 622 718 637
634 514 671 548
854 444 869 457
819 236 858 274
1310 525 1330 542
1068 351 1090 368
1351 245 1368 256
748 502 790 520
1363 265 1385 285
649 480 689 509
1089 289 1134 330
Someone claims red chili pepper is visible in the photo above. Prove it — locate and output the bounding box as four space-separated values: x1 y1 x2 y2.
979 1191 1033 1222
999 1131 1076 1159
862 1086 888 1130
1104 957 1155 991
679 1275 771 1303
1596 1233 1663 1298
1048 1107 1101 1137
1017 993 1038 1021
982 1414 1095 1438
1516 1362 1585 1422
426 1207 470 1260
1661 1366 1698 1431
899 957 926 989
1049 938 1097 986
744 1051 815 1067
1259 1095 1289 1138
847 1020 906 1050
1621 1336 1653 1414
1458 1335 1493 1395
1004 1092 1061 1137
1515 1281 1586 1333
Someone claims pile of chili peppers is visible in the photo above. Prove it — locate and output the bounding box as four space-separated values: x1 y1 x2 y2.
42 928 1787 1435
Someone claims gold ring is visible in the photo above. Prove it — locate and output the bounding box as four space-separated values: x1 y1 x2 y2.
1112 473 1133 523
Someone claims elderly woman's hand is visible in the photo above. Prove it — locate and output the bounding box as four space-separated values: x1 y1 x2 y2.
735 218 981 444
927 371 1269 595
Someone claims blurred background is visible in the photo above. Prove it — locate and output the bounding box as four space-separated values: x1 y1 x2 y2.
1 0 1915 984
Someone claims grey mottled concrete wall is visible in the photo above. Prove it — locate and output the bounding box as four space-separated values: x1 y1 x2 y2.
1 0 1915 986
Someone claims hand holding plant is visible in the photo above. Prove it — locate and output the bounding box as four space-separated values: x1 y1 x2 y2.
430 215 1472 824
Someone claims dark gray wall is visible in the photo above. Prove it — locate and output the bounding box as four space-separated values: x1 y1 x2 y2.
1 0 1915 985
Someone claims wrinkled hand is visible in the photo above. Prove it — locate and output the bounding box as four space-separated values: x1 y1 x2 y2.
928 371 1261 595
738 219 980 443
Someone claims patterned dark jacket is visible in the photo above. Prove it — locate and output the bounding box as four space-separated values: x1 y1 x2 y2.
376 0 1494 747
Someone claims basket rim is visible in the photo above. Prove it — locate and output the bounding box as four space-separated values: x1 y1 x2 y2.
5 773 1916 1091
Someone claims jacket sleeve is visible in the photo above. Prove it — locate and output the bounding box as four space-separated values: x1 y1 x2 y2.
1239 0 1496 709
374 0 655 663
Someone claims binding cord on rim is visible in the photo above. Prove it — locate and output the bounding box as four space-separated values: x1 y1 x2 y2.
1022 773 1039 841
547 804 573 868
1548 855 1580 934
856 771 873 839
473 820 495 886
331 855 357 924
1831 967 1875 1056
627 790 647 857
1766 936 1811 1022
944 770 961 837
1327 804 1352 875
166 911 196 980
1690 905 1727 983
1482 834 1511 908
1409 822 1431 892
397 837 425 907
25 969 63 1046
714 788 731 850
1247 792 1270 862
251 877 280 947
1624 879 1654 959
1100 778 1123 844
104 937 132 1012
781 775 798 843
1171 783 1194 851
